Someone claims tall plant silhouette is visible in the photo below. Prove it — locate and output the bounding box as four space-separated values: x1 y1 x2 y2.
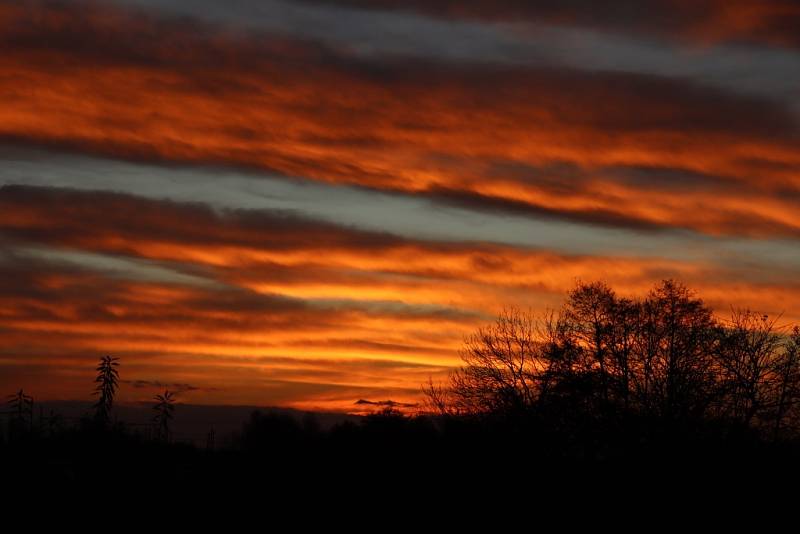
7 389 33 432
153 390 176 442
93 355 120 426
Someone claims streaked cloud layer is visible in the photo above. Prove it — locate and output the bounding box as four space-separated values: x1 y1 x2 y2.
0 1 797 411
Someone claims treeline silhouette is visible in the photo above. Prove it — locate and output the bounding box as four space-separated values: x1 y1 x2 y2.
426 280 800 440
4 279 800 489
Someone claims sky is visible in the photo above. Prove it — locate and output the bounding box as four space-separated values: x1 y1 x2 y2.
1 0 799 412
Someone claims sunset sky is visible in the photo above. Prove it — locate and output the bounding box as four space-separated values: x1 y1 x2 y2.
1 0 799 412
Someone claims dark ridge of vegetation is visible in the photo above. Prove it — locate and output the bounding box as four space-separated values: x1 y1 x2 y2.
4 280 800 490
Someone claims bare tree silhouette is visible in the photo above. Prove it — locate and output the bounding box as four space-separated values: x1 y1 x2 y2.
425 279 800 442
715 312 800 436
773 327 800 439
93 355 120 426
447 307 545 414
716 310 784 425
153 389 176 442
422 376 457 416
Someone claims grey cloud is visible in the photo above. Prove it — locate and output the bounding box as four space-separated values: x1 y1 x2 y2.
124 380 217 393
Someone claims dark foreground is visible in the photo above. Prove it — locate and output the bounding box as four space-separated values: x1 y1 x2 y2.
4 408 800 495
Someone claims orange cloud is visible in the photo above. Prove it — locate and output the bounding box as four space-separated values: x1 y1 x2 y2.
1 186 799 410
0 2 798 238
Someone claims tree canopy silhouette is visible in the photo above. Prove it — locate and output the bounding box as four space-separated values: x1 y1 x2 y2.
425 280 800 440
